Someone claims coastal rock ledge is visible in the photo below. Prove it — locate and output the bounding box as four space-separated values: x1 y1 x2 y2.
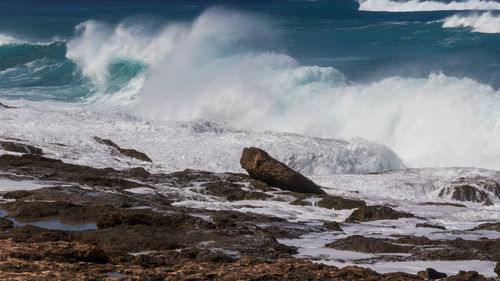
240 147 326 194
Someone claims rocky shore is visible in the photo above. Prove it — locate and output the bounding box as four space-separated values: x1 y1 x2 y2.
0 140 499 280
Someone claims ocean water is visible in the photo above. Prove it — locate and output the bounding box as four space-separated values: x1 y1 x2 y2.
0 0 500 171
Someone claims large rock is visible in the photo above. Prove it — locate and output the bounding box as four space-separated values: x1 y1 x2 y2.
240 147 325 194
0 141 43 155
417 268 447 279
346 205 414 222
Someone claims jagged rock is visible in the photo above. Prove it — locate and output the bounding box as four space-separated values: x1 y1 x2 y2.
0 217 13 231
240 147 325 194
419 202 466 208
0 102 16 109
317 196 366 210
416 223 446 230
495 262 500 278
94 137 152 162
323 221 342 231
0 141 42 155
417 268 447 279
1 190 33 200
346 205 414 222
326 235 413 253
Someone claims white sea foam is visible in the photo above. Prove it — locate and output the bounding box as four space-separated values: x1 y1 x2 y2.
0 34 17 46
358 0 500 12
442 12 500 33
64 10 500 170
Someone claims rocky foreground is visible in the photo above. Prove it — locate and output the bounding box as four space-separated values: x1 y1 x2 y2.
0 141 499 280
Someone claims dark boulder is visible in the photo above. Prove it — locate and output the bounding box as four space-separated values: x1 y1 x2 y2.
495 262 500 278
240 147 325 194
440 185 493 205
317 196 366 210
323 221 342 231
0 217 13 231
417 268 447 279
326 235 412 253
416 223 446 230
346 205 414 222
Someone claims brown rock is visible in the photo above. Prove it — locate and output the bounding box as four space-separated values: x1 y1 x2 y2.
0 217 13 231
495 262 500 278
472 222 500 232
419 202 466 208
240 147 325 194
94 137 152 162
323 221 342 231
446 270 495 281
0 141 43 155
346 205 414 222
317 196 366 210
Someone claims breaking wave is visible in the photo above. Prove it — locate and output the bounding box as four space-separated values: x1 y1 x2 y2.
442 12 500 33
358 0 500 12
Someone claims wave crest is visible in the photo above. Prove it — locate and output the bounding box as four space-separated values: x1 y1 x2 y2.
442 12 500 33
358 0 500 12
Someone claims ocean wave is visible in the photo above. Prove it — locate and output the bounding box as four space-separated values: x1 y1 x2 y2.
358 0 500 12
61 9 500 170
0 33 17 46
442 12 500 33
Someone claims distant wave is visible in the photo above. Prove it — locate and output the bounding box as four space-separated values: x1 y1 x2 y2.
0 33 18 46
358 0 500 12
442 12 500 33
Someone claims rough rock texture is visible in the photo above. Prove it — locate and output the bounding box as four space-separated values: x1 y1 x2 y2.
419 202 467 208
94 137 152 162
495 262 500 278
472 222 500 232
445 271 494 281
417 268 447 279
0 141 43 155
240 147 325 194
316 196 366 210
0 217 14 231
346 205 415 222
326 235 413 254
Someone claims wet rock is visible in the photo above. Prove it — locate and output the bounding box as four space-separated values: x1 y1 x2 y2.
240 147 325 194
317 196 366 210
417 268 447 279
0 217 13 231
0 141 43 155
346 205 414 222
0 102 16 109
94 137 152 162
201 182 272 201
416 223 446 230
8 241 108 263
323 221 342 231
472 222 500 232
440 185 493 205
326 235 413 253
495 262 499 278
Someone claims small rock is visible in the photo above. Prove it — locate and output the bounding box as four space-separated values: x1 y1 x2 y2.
316 196 366 210
346 205 414 222
416 223 446 230
94 137 152 162
326 235 412 253
323 221 342 231
495 262 500 278
0 141 43 155
417 268 447 279
440 185 493 205
240 147 325 194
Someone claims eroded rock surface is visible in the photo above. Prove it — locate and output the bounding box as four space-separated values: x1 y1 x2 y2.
94 137 152 162
240 147 325 194
346 205 415 222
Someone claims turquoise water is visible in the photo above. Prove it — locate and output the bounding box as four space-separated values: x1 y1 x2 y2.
0 0 499 102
